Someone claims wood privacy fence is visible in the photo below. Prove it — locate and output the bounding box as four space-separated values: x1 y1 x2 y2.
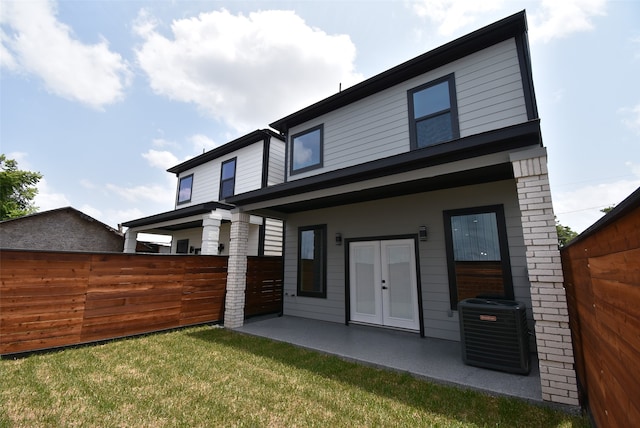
1 250 283 356
561 190 640 428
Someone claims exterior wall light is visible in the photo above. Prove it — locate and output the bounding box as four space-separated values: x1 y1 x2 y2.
419 226 428 241
335 233 343 245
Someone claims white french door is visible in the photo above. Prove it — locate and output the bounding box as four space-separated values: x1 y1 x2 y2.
349 239 420 331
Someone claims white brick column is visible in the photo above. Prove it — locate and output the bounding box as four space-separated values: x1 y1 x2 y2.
224 211 250 328
123 229 137 253
201 212 223 255
510 148 579 406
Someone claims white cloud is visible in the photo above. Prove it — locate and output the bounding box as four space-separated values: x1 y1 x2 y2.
79 179 97 189
151 138 179 149
411 0 504 36
142 149 179 170
105 183 174 205
554 162 640 232
133 8 362 131
190 134 219 154
1 0 131 108
529 0 607 43
34 178 71 211
620 103 640 136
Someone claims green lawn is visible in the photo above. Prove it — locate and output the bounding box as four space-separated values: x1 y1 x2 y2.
1 325 588 427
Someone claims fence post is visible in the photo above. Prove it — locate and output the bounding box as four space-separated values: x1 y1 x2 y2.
224 211 250 328
510 147 579 406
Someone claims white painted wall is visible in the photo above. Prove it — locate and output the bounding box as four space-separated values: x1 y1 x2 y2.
282 179 530 342
286 38 527 181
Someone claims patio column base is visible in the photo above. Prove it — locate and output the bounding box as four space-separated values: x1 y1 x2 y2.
224 211 250 328
511 148 579 406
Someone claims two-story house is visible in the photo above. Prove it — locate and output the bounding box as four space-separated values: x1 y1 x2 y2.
224 12 579 406
122 129 285 256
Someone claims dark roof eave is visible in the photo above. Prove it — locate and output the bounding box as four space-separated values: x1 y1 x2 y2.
228 119 541 207
167 129 284 174
121 202 234 228
269 10 527 132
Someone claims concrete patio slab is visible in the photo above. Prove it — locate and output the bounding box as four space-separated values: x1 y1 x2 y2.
236 315 542 403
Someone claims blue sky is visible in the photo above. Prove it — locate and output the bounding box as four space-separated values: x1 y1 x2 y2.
2 0 639 233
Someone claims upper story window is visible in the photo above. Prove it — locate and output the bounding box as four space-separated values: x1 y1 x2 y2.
290 125 323 175
220 157 237 199
177 174 193 205
408 74 459 149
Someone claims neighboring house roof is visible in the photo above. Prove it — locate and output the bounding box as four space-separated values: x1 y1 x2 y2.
121 201 233 229
270 11 535 133
0 206 124 252
0 206 122 236
563 186 640 248
167 129 284 174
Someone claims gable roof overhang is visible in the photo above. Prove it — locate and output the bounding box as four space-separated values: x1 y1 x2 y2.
167 129 284 175
227 120 541 214
269 10 532 133
121 202 234 230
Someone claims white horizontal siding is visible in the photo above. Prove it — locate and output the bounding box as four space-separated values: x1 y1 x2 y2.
282 179 531 342
263 217 283 256
175 142 265 206
286 38 527 181
268 139 285 186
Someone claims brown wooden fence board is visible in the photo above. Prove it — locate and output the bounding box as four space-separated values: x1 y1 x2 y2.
1 250 281 355
245 257 283 317
561 201 639 427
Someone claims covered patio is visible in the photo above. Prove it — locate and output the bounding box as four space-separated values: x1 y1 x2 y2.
237 315 543 403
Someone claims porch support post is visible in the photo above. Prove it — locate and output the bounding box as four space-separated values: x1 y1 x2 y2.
224 210 250 328
201 211 223 255
123 229 137 253
510 148 579 406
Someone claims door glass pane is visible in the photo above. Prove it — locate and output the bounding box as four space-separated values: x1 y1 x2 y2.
387 245 413 320
354 246 375 315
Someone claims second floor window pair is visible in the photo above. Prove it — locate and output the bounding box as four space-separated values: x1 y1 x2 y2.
289 74 459 176
176 158 237 205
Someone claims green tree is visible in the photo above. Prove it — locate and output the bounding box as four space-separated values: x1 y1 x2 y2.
556 218 578 248
0 154 43 220
600 205 615 214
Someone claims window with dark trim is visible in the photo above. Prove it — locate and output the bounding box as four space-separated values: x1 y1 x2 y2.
176 239 189 254
290 125 323 175
177 174 193 205
297 225 327 298
219 157 237 199
443 205 513 310
408 74 459 149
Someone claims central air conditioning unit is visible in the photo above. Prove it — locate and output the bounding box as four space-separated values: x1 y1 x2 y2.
458 298 530 375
